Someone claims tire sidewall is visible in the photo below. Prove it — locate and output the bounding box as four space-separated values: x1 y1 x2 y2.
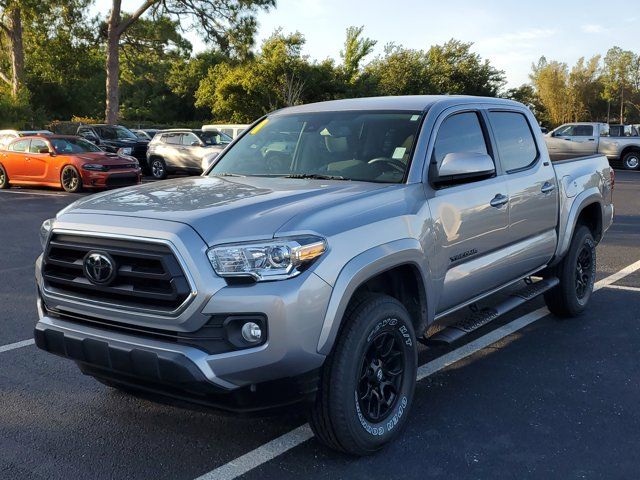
335 299 417 453
564 227 596 311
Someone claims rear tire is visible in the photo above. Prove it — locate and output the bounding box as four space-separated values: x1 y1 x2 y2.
150 157 168 179
309 294 417 456
622 151 640 170
0 164 9 189
544 225 596 317
60 165 83 193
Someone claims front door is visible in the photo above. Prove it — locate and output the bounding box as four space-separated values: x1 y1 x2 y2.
426 110 510 313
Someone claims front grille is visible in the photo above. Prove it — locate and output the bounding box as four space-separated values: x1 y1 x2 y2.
105 173 138 187
106 163 137 170
42 234 192 313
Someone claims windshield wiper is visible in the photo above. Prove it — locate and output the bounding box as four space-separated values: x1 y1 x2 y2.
283 173 349 180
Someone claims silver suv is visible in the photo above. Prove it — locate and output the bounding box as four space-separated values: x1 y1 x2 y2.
146 129 232 179
34 96 613 455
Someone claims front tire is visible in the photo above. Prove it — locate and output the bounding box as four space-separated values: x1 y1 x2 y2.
60 165 83 193
0 164 9 189
622 151 640 170
309 294 417 455
150 157 168 179
544 225 596 317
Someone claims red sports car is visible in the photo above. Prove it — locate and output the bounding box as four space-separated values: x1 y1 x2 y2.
0 135 141 192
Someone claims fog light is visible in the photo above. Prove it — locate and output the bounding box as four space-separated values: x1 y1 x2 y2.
241 322 262 343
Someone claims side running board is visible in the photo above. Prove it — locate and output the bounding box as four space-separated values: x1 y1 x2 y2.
426 277 559 345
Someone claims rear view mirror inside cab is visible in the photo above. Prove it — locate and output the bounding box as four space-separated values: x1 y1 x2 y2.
433 152 496 187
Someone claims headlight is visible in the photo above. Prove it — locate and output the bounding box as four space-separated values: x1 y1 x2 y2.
207 236 326 281
40 218 54 249
82 163 108 171
118 147 133 156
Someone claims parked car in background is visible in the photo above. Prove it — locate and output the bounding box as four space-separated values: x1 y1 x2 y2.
202 123 248 139
34 96 613 455
131 128 160 141
0 135 141 192
540 126 548 134
545 122 640 169
146 128 232 179
0 130 53 148
76 124 150 172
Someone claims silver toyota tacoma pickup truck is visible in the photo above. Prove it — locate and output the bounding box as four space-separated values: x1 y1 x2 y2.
34 96 614 455
546 121 640 169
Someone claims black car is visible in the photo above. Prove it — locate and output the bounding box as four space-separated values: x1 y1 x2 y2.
77 124 150 172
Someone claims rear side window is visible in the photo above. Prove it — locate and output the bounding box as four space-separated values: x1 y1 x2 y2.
489 112 538 172
433 112 489 165
9 139 29 152
163 133 182 145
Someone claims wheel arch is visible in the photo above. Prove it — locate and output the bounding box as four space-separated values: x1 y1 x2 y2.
619 145 640 162
316 238 434 355
554 189 604 263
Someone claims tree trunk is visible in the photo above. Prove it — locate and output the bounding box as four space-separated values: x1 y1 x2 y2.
7 6 24 97
105 0 122 124
620 86 624 124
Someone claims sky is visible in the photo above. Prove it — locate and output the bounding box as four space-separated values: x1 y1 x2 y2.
115 0 640 88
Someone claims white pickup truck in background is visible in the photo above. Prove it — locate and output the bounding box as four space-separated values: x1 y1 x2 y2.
545 122 640 170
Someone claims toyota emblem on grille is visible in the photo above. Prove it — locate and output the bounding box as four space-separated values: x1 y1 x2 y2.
83 252 116 285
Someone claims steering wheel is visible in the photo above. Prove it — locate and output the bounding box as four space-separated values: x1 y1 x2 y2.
367 157 406 173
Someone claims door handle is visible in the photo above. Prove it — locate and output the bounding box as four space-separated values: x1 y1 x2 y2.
490 194 509 208
541 182 555 194
587 138 595 141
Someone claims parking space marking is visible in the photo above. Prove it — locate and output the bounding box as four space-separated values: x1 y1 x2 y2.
0 190 72 197
0 339 35 353
603 284 640 293
192 258 640 480
195 425 314 480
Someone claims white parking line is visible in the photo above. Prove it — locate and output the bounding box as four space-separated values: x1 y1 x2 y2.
0 339 35 353
193 259 640 480
603 284 640 293
0 190 71 197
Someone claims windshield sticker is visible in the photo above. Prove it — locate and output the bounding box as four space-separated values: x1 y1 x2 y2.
392 147 406 159
410 115 420 121
250 118 269 135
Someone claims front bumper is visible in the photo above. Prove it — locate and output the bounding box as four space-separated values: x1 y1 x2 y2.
80 168 141 188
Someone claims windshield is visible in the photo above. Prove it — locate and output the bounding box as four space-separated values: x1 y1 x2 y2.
51 137 103 154
94 125 137 140
209 111 423 183
198 130 232 146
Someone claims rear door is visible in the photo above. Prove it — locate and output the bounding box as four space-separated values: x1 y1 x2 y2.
487 109 558 276
426 109 510 313
4 139 31 178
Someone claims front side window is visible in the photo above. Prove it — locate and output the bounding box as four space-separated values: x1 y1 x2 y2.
51 137 102 154
489 111 538 172
9 139 29 152
29 139 49 153
197 130 232 146
209 111 423 183
432 112 490 166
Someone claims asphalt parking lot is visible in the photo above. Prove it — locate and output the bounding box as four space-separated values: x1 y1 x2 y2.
1 170 639 480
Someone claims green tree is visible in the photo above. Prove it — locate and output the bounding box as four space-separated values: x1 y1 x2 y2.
502 84 548 126
340 25 376 84
364 44 429 96
103 0 275 124
602 46 635 123
568 55 604 121
530 57 571 126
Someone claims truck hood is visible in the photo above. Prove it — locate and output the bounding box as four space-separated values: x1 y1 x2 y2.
59 176 391 245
